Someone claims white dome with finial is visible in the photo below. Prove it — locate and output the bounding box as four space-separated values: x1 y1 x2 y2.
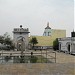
43 22 52 36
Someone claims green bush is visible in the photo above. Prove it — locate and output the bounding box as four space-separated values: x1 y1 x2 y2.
4 56 11 62
53 38 59 50
30 56 38 63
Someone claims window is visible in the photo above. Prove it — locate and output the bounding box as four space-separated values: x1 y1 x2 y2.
44 32 46 36
20 32 22 34
48 32 50 36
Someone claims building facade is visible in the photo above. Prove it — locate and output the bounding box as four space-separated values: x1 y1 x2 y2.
58 36 75 54
13 25 30 50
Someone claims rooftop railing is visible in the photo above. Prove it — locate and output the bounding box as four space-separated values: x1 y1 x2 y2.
13 28 29 32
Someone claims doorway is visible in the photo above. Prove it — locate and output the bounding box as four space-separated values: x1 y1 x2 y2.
68 44 70 52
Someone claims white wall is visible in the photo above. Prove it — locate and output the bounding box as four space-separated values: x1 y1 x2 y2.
59 37 75 53
13 32 29 49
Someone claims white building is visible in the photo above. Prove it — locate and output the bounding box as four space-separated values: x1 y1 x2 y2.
13 25 30 50
58 37 75 54
43 22 52 36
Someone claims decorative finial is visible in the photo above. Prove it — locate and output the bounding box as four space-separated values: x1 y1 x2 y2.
47 22 49 27
20 25 22 28
73 29 74 32
45 22 51 29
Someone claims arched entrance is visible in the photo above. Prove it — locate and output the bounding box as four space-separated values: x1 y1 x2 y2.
17 36 25 51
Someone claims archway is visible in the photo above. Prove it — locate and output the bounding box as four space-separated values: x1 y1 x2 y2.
17 36 25 51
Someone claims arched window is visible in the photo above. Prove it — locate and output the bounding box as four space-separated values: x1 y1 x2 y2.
48 32 50 36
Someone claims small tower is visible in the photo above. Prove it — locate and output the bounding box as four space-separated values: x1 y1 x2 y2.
43 22 52 36
13 25 30 50
71 30 75 37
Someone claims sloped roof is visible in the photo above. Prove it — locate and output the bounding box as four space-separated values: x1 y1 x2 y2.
45 26 51 29
30 29 66 46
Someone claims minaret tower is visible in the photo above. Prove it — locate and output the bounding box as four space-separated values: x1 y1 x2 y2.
43 22 52 36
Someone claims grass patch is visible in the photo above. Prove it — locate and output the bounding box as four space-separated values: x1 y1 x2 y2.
13 55 50 63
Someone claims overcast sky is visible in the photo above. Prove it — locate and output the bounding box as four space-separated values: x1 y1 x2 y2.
0 0 74 38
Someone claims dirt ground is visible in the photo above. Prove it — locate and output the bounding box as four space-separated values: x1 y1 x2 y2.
56 51 75 63
0 63 75 75
48 51 75 63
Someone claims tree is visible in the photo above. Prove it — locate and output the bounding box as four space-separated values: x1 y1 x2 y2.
4 37 12 45
0 32 15 50
30 37 38 49
0 36 4 44
3 32 10 39
4 35 15 50
53 38 59 50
